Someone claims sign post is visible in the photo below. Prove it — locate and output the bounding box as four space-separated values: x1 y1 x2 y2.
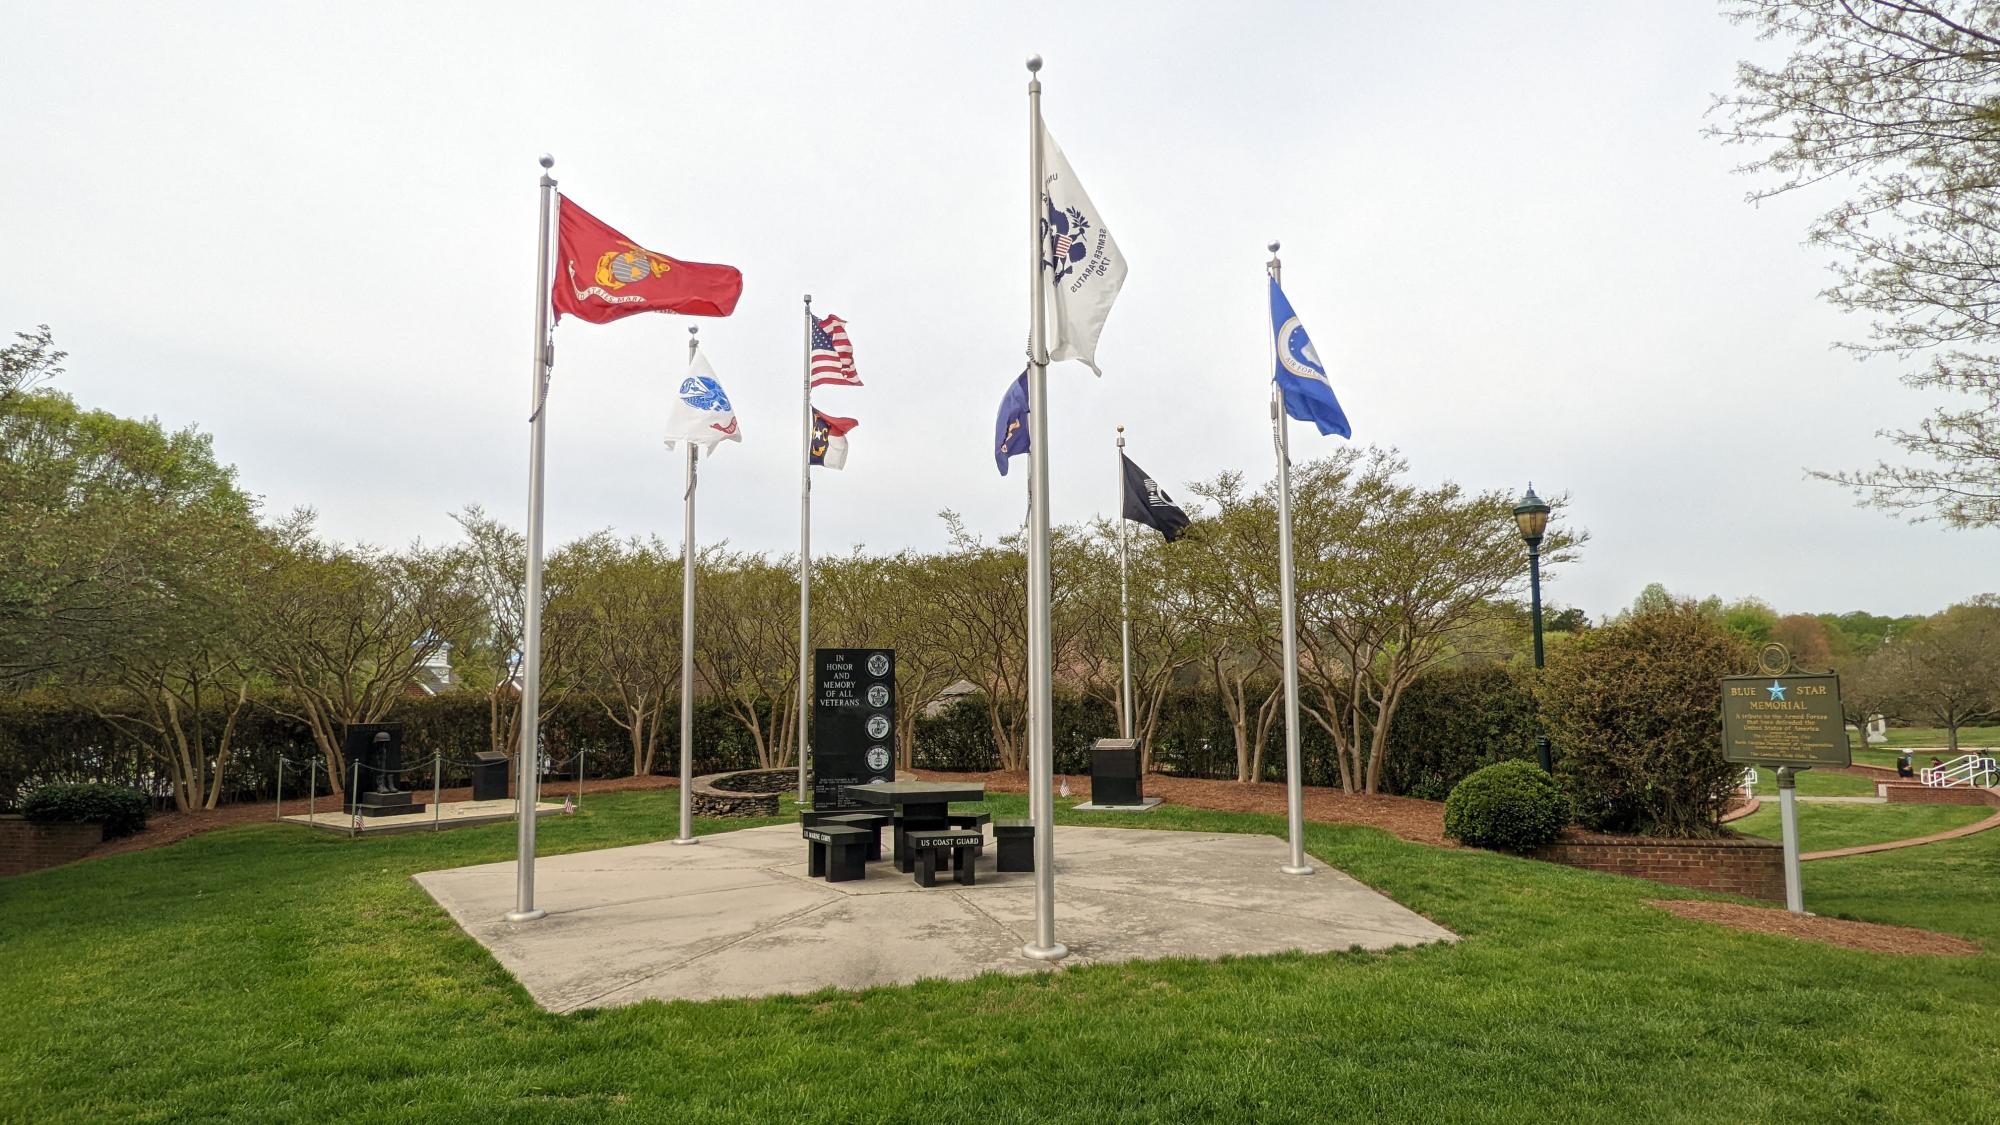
812 648 896 810
1720 643 1849 914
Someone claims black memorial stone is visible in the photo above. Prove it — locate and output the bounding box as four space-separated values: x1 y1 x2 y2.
994 819 1035 872
1090 737 1144 807
812 648 896 810
470 751 509 802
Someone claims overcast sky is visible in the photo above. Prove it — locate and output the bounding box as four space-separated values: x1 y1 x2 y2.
5 2 1987 619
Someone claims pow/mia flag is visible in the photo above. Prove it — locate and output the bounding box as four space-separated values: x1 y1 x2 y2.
1120 453 1189 542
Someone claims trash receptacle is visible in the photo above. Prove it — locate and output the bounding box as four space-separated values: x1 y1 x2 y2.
471 752 509 801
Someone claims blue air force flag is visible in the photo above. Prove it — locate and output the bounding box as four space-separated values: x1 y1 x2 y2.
1039 123 1126 376
1270 279 1350 438
994 369 1030 476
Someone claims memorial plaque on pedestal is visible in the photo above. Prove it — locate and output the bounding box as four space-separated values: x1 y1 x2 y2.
1721 673 1850 767
813 648 895 809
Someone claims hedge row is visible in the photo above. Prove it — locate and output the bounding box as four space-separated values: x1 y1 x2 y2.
0 664 1539 809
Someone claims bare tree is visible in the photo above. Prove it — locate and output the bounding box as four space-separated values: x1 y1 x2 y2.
1714 2 2000 522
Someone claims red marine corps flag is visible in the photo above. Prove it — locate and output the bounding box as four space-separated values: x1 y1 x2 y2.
551 196 743 323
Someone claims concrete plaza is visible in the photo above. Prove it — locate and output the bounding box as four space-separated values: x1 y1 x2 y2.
414 822 1456 1010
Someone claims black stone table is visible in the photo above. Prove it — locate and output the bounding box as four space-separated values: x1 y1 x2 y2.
842 781 986 871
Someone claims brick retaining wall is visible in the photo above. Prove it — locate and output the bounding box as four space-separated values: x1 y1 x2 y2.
1879 784 2000 807
0 815 102 877
1528 832 1785 902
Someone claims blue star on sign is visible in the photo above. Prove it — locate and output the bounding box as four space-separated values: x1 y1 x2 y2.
1766 680 1787 701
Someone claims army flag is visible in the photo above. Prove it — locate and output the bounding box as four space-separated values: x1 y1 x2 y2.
1038 124 1126 376
664 349 741 453
552 197 743 324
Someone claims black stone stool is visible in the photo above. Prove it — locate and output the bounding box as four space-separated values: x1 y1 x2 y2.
803 824 868 882
994 819 1034 872
824 811 890 861
905 828 982 887
946 811 991 855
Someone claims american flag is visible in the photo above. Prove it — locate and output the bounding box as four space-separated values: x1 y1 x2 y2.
810 314 862 388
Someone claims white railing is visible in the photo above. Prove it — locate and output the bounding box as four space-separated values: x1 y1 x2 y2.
1739 766 1758 798
1919 755 1999 788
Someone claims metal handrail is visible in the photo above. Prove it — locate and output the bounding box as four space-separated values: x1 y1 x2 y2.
1919 754 1999 788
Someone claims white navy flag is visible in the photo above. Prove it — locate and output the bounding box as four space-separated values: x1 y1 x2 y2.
1038 122 1126 376
663 349 742 454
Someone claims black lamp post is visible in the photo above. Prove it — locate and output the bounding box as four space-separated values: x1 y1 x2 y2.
1514 485 1553 773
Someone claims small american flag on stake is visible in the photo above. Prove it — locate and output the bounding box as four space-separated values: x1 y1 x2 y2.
809 314 862 388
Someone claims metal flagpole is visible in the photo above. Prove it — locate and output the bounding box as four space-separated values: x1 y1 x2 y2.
1116 427 1134 741
673 327 701 846
797 295 814 807
1023 54 1067 962
508 154 558 922
1268 240 1313 877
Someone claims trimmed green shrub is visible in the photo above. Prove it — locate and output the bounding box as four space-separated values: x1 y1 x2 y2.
1540 602 1749 837
1382 663 1537 799
22 782 150 837
1443 760 1568 851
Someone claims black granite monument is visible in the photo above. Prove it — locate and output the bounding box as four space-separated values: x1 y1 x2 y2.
812 648 895 810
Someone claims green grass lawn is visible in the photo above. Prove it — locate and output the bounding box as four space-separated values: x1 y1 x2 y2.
1869 726 2000 751
1731 801 1994 852
1748 766 1878 797
2 791 1997 1123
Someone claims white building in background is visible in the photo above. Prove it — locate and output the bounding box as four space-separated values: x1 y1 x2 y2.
410 638 457 696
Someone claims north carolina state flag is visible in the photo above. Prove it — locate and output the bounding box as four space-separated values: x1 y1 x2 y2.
551 196 742 323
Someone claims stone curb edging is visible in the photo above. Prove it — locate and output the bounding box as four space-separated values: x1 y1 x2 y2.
1801 807 2000 862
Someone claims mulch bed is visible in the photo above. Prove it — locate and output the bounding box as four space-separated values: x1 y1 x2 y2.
906 767 1452 846
84 774 679 861
1648 899 1981 957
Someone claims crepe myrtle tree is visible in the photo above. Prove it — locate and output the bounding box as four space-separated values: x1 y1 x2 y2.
811 549 959 770
247 513 483 794
1182 472 1285 783
1714 2 2000 524
555 532 683 777
1283 447 1579 795
694 548 803 770
448 506 583 764
1064 518 1203 773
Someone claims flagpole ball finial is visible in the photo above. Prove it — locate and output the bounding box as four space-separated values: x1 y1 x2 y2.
1268 240 1280 253
538 153 554 169
1026 54 1042 72
1116 424 1124 433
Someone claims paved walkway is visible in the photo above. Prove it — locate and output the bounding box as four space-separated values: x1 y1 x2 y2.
284 799 562 835
414 822 1456 1010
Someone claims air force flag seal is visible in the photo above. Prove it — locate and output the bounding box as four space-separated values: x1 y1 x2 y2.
1269 278 1351 439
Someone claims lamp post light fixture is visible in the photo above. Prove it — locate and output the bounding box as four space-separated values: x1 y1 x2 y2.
1514 485 1553 773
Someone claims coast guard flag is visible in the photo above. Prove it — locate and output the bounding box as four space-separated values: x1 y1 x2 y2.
810 409 856 469
1270 279 1351 438
994 369 1030 475
1120 454 1190 542
663 349 742 453
1038 123 1126 376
